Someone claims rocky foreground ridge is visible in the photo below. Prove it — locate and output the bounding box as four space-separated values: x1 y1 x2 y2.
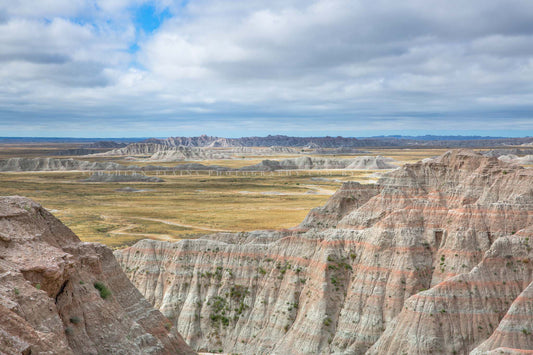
115 150 532 354
0 197 195 354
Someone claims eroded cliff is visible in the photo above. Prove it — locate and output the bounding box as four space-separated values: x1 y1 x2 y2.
0 196 195 355
115 150 532 354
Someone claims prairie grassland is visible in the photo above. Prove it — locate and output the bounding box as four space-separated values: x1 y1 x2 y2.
0 146 451 248
0 170 377 248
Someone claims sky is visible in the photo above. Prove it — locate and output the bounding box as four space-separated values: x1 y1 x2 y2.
0 0 532 138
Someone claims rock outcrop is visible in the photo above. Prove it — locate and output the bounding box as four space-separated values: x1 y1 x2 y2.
145 135 533 148
115 150 532 354
91 143 167 157
498 154 533 165
0 196 195 354
241 156 398 171
148 147 229 162
482 148 533 158
0 158 128 172
95 144 298 161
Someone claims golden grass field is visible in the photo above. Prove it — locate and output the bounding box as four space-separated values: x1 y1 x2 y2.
0 170 376 247
0 145 478 248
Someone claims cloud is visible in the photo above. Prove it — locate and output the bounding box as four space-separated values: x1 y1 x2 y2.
0 0 532 137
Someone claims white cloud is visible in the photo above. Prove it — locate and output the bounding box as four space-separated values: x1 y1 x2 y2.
0 0 532 136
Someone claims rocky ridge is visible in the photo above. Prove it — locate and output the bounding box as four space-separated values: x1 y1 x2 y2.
498 154 533 165
147 147 229 161
241 156 398 171
0 196 195 354
0 158 128 172
115 150 532 354
91 143 167 157
482 148 533 158
145 135 533 148
92 144 298 161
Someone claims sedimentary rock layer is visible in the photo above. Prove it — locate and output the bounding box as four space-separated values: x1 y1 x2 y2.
146 135 533 148
91 143 167 156
498 154 533 165
241 156 398 171
0 157 127 171
116 150 532 354
148 147 229 161
0 196 195 355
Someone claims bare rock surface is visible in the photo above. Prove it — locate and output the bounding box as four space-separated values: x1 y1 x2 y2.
93 143 298 161
241 156 398 171
91 143 166 157
148 147 229 161
0 158 127 172
482 149 533 158
498 154 533 165
115 150 532 354
0 196 195 355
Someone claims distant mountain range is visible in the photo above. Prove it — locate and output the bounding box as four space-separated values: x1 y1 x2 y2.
368 135 509 140
1 135 532 148
144 134 533 148
0 137 145 143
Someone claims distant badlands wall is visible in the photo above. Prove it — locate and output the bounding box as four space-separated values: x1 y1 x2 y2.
241 156 398 171
116 150 533 354
145 135 533 148
0 156 398 172
0 157 127 171
92 144 299 160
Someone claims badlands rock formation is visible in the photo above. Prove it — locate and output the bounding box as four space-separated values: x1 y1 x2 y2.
116 150 532 354
242 156 398 171
148 147 229 162
0 157 127 172
146 135 533 148
91 143 166 156
482 148 533 158
95 143 297 161
497 154 533 165
0 196 194 354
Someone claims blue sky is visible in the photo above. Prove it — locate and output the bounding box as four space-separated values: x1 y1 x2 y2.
0 0 532 138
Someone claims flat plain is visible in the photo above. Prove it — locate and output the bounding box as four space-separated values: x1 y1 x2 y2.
0 145 459 247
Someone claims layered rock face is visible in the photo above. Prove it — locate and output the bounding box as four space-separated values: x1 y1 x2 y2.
91 143 167 157
115 150 532 354
0 197 195 354
148 147 229 162
242 156 398 171
0 158 127 171
498 154 533 165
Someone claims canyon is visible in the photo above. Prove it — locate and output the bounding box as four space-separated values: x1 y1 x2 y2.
115 150 532 354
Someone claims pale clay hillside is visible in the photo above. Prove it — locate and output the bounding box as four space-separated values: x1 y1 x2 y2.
115 150 533 354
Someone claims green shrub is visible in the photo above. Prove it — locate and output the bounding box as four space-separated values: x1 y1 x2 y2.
94 282 111 299
70 316 81 324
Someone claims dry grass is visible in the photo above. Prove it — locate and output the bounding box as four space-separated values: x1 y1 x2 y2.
0 170 376 248
0 145 450 248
